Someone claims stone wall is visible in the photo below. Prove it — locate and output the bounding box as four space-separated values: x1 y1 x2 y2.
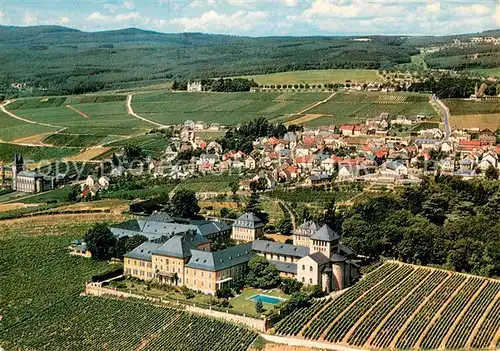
83 283 267 331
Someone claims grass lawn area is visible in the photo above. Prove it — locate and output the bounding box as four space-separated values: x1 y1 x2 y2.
240 69 382 85
230 288 288 318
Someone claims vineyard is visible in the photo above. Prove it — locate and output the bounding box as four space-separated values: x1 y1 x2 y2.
0 214 258 351
4 95 151 139
305 92 438 126
131 91 329 125
0 142 80 163
274 262 500 350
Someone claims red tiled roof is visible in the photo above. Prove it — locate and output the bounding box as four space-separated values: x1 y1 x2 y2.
459 140 481 147
340 125 354 130
295 155 314 163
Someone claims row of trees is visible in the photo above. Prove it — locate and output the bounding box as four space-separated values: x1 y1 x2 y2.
217 117 291 153
407 76 496 98
172 78 258 92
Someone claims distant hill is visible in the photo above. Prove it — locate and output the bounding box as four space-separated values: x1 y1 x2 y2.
0 25 497 96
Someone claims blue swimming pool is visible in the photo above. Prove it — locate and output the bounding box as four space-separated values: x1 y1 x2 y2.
249 294 285 304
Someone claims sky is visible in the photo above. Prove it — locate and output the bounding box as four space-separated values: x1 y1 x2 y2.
0 0 499 37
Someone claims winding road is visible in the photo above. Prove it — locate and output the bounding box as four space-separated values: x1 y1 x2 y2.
126 94 166 128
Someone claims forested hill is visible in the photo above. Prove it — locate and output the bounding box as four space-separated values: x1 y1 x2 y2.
0 25 497 96
2 25 416 95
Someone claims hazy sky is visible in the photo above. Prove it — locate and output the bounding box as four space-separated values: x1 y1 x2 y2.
1 0 499 36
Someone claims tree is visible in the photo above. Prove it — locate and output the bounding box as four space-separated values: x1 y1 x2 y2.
280 277 303 294
67 184 81 202
279 292 311 316
230 181 239 195
115 235 148 257
255 300 264 314
84 223 117 261
245 191 269 224
276 217 293 235
170 189 200 218
323 199 337 231
485 165 499 180
245 255 280 289
217 287 234 299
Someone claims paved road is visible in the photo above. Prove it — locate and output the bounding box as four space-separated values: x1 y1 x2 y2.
126 94 166 128
432 95 451 140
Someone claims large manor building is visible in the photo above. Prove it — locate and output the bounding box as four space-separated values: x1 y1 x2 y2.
121 212 359 295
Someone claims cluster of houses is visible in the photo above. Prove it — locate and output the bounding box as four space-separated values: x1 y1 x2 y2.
71 211 359 295
158 114 498 189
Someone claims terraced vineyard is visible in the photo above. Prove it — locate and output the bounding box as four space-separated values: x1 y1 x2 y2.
274 261 500 350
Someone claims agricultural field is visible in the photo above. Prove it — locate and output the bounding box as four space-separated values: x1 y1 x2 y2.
239 69 382 85
43 133 108 147
301 92 438 126
444 99 500 130
445 99 500 116
469 67 500 77
106 132 171 157
132 91 329 125
0 142 80 163
5 95 152 137
0 214 258 351
0 110 58 142
273 262 500 350
177 173 242 193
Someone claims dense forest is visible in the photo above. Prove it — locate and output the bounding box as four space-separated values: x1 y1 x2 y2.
337 176 500 278
1 25 417 96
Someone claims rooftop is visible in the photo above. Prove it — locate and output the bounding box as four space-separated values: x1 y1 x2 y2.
252 240 309 258
186 243 253 271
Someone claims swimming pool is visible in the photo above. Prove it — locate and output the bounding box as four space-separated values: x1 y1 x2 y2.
249 294 285 305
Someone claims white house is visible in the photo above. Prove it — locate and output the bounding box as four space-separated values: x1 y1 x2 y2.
98 176 110 188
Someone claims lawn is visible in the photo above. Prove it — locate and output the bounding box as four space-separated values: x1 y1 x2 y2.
229 288 288 318
302 91 437 126
240 69 382 85
0 111 58 142
0 142 80 163
132 92 328 125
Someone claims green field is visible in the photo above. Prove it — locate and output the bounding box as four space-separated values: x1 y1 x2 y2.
6 95 152 136
444 98 500 115
0 110 58 142
177 174 242 193
132 91 329 125
43 133 108 147
105 133 171 158
0 215 257 351
303 92 437 125
0 142 80 163
469 67 500 77
240 69 382 85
